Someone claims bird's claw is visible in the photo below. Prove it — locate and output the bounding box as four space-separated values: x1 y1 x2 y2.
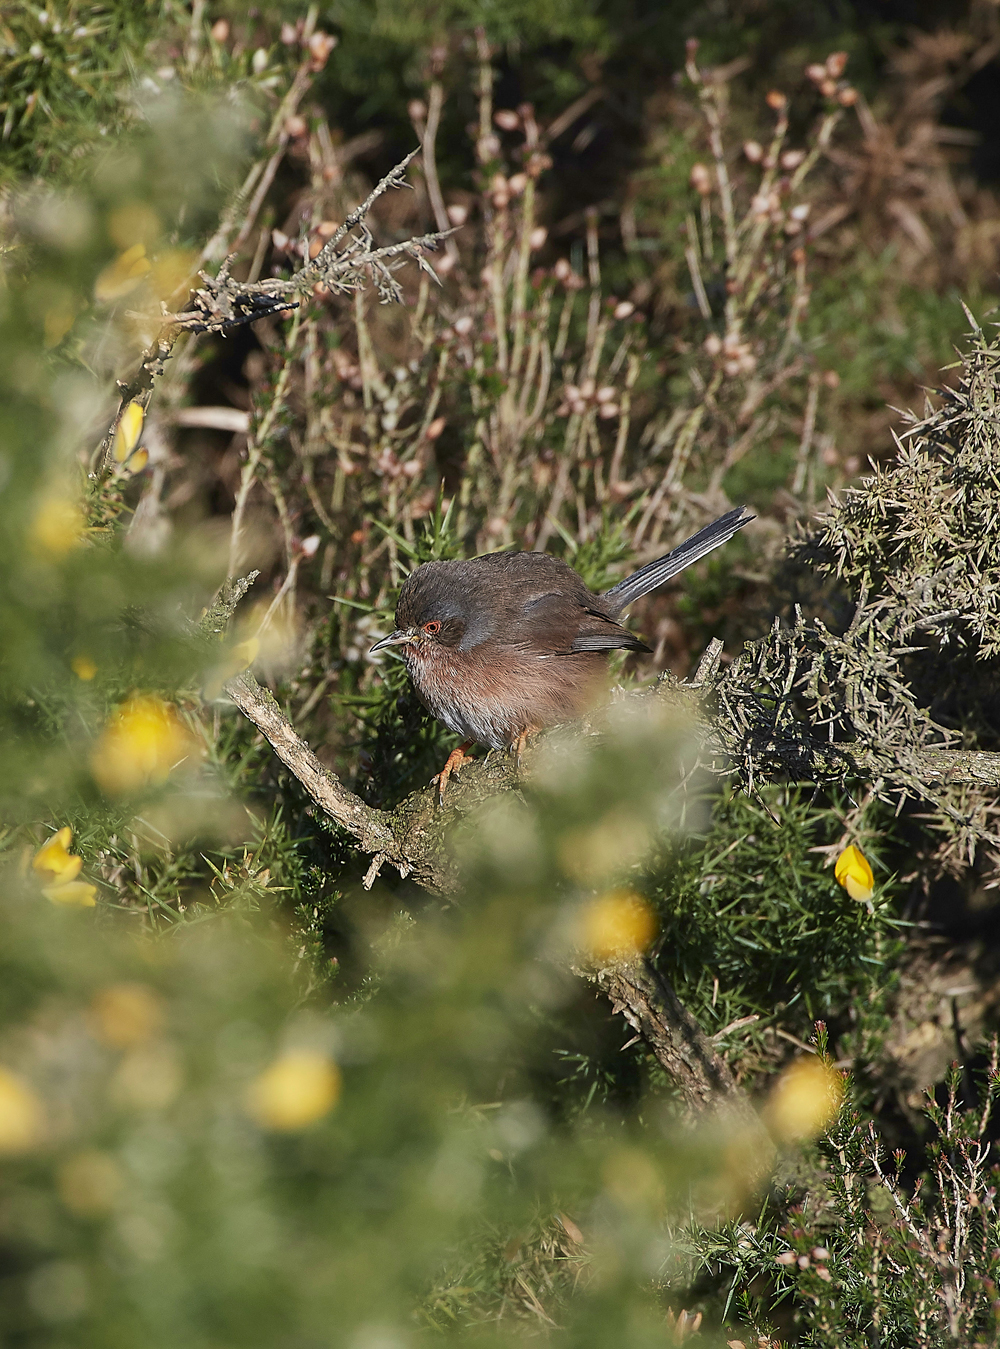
432 742 476 805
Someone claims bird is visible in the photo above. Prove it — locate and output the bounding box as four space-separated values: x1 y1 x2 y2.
370 505 753 800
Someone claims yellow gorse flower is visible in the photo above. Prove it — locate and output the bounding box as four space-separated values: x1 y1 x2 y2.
94 243 152 303
29 494 86 557
835 845 874 902
579 889 658 962
112 400 144 463
149 248 198 303
0 1068 45 1154
765 1057 845 1142
89 983 164 1049
32 827 97 908
91 695 199 795
245 1050 341 1131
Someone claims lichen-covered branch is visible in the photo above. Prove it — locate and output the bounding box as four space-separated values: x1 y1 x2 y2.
583 955 765 1128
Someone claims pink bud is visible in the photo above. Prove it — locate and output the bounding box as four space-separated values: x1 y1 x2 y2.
494 109 521 131
689 162 712 196
529 226 547 250
614 300 635 319
307 31 336 68
446 203 468 227
826 51 848 78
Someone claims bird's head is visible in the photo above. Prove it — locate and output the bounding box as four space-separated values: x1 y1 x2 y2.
368 562 477 660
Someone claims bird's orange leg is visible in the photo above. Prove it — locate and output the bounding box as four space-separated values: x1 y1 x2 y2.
511 727 538 768
432 740 476 804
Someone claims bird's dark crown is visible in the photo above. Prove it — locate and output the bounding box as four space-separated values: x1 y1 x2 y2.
395 563 472 648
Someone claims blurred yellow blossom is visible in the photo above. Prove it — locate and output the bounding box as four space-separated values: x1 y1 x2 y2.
108 202 160 251
94 243 151 302
29 493 85 557
150 248 198 303
0 1067 45 1153
71 655 97 681
43 296 78 347
113 1043 183 1111
112 400 144 462
579 888 658 962
32 827 97 907
89 983 164 1049
58 1150 124 1216
765 1057 845 1142
835 845 874 902
91 695 200 795
246 1050 341 1131
558 808 651 884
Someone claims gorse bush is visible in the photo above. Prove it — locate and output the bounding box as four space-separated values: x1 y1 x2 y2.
2 1 1000 1344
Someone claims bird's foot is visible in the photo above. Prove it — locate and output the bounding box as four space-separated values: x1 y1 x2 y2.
511 728 538 769
432 741 475 805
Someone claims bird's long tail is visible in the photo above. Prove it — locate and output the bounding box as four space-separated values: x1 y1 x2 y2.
603 506 753 613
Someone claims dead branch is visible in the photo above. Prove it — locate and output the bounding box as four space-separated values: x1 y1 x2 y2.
96 150 450 475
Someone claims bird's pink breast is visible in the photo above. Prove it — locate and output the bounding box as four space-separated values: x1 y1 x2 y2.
404 643 609 750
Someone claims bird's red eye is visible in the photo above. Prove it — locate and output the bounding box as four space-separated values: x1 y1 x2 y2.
423 620 442 636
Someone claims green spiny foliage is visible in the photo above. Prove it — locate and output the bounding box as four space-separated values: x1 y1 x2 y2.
674 1050 1000 1346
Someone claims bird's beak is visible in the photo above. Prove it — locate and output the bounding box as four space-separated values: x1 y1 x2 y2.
369 628 418 655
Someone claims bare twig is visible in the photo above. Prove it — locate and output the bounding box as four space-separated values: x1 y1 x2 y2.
95 151 450 476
